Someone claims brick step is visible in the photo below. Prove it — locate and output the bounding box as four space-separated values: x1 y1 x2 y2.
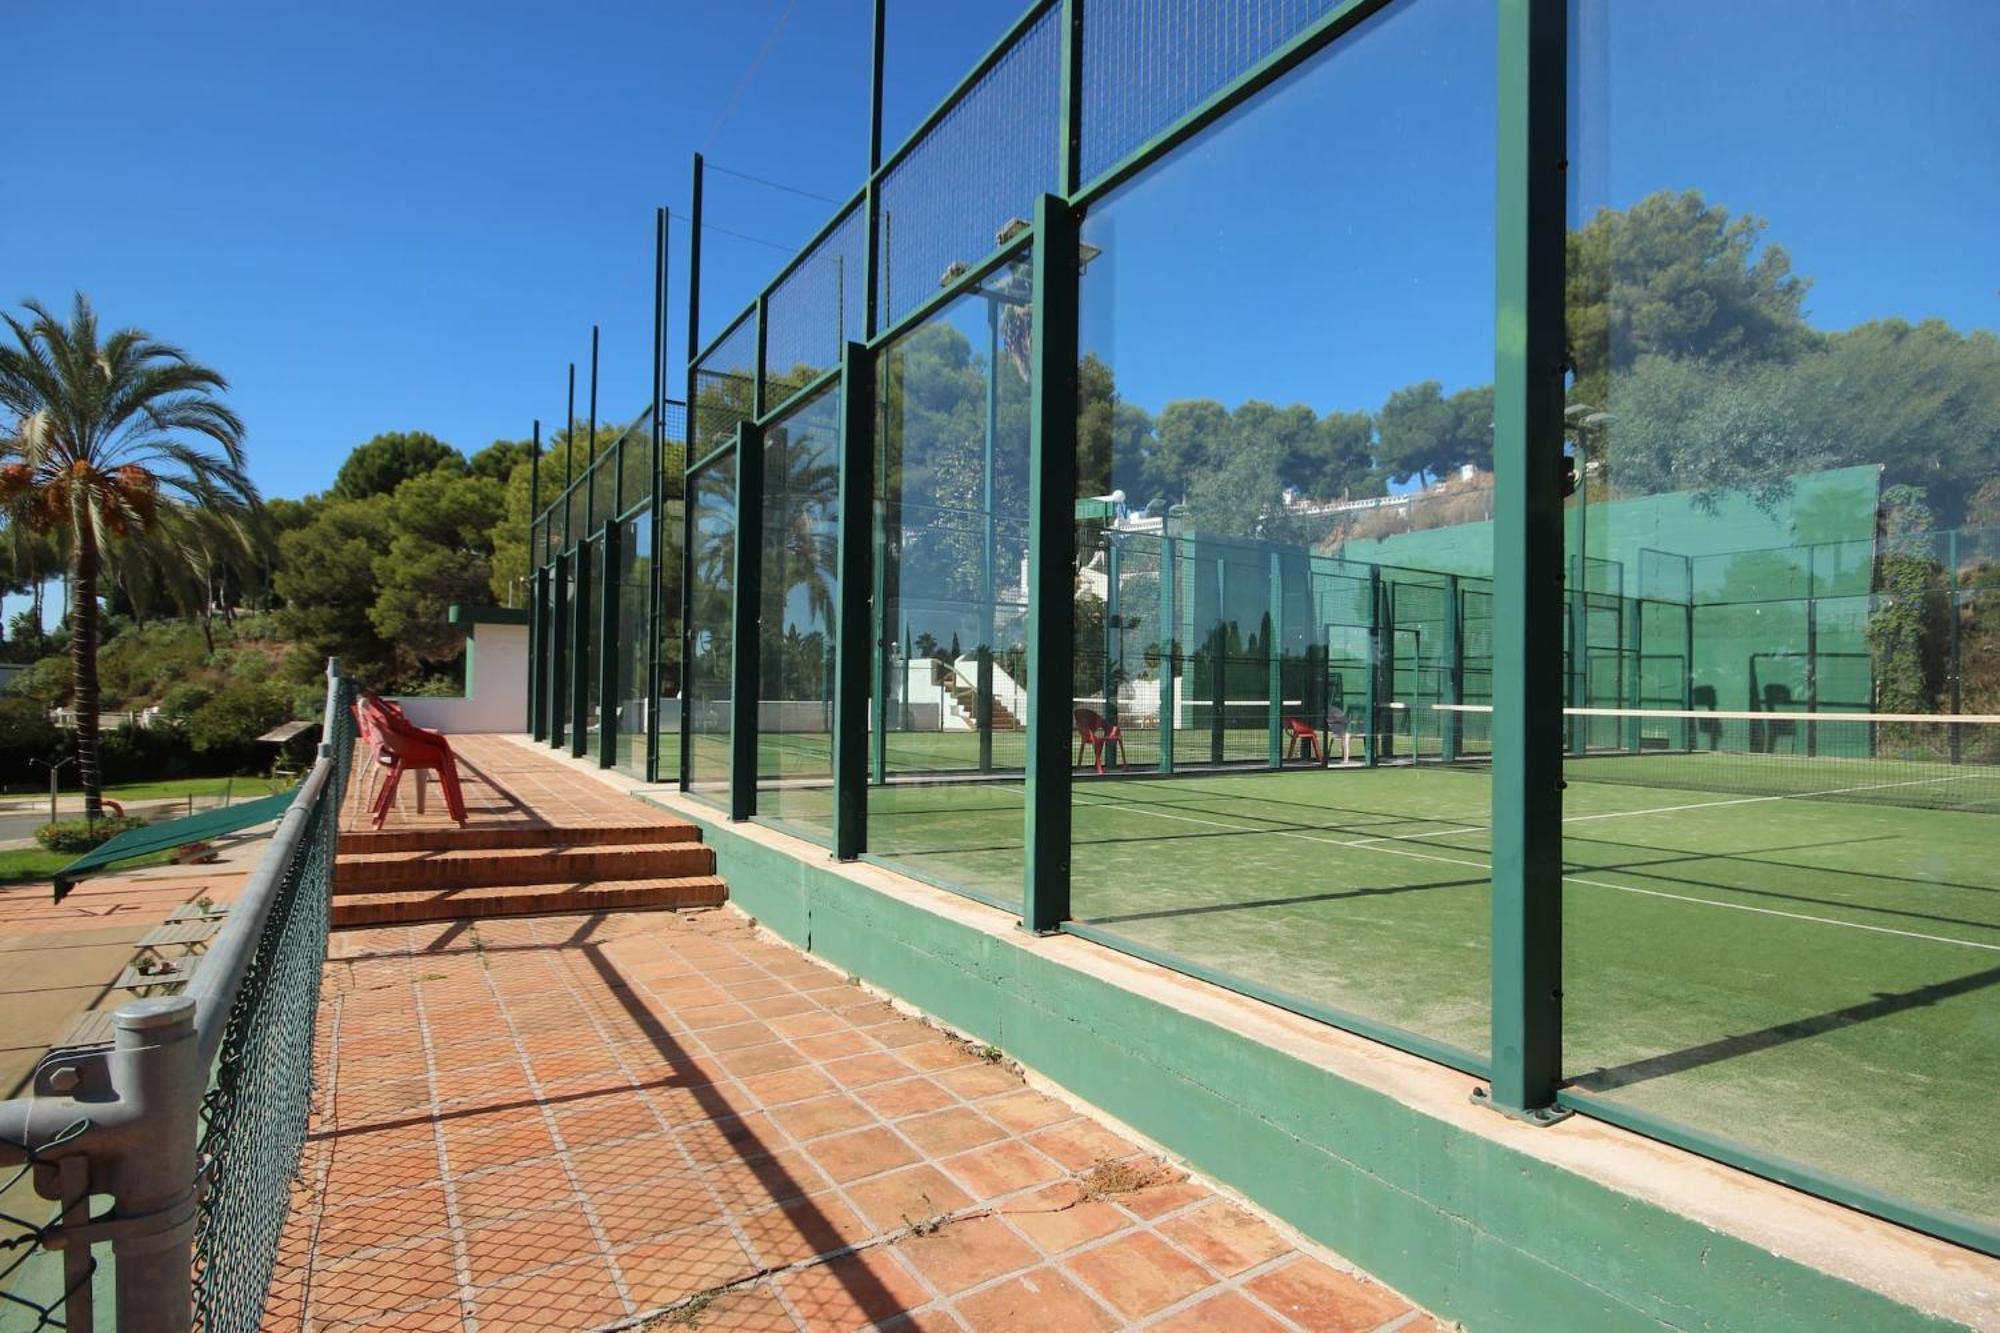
333 842 714 894
330 876 728 928
336 821 699 856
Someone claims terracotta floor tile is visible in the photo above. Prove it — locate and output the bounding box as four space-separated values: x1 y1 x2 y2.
463 1202 601 1286
768 1009 849 1038
1244 1257 1413 1332
471 1255 627 1333
679 1111 783 1165
953 1269 1121 1333
452 1157 576 1224
821 1052 914 1089
790 1029 878 1062
591 1172 724 1245
767 1092 877 1142
842 1164 974 1234
854 1077 955 1120
442 1117 555 1174
897 1039 982 1074
737 1192 874 1268
1027 1120 1139 1172
1000 1185 1128 1255
321 1141 443 1201
321 1295 470 1332
970 1090 1072 1136
740 1065 840 1106
935 1062 1025 1100
896 1215 1039 1295
941 1140 1066 1202
702 1146 831 1209
1152 1290 1294 1332
1063 1231 1210 1319
862 1020 936 1050
310 1235 458 1326
685 1281 798 1332
805 1126 920 1184
1118 1176 1208 1221
779 1248 932 1332
618 1221 758 1309
701 1020 782 1052
553 1090 664 1146
315 1185 450 1258
567 1133 682 1193
1159 1200 1291 1276
898 1107 1006 1157
717 1041 813 1079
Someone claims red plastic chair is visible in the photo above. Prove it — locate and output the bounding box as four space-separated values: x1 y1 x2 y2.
1073 708 1126 774
1283 716 1320 762
363 698 468 827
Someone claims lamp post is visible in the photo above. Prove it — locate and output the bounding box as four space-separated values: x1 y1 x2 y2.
1562 404 1612 753
30 756 74 825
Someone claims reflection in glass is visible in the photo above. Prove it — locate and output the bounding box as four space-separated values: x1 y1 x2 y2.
1562 0 2000 1228
1068 0 1497 1060
686 455 737 803
614 510 651 778
756 388 843 840
867 264 1035 905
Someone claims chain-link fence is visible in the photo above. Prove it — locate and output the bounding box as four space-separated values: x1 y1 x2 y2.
0 661 354 1333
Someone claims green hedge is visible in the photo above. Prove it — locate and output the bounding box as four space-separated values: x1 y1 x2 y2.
35 816 149 854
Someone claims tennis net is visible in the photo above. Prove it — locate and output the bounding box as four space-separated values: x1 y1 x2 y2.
1428 704 2000 813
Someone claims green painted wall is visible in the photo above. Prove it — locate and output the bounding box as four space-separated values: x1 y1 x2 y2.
670 808 1967 1333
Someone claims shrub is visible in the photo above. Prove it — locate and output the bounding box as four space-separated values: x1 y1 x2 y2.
36 816 148 854
187 681 293 762
0 697 63 781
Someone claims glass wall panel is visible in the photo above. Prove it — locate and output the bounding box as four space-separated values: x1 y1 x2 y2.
657 484 686 786
756 386 842 840
580 534 601 754
694 312 758 456
1564 0 2000 1231
869 262 1034 905
686 453 738 804
614 509 652 778
1070 0 1496 1063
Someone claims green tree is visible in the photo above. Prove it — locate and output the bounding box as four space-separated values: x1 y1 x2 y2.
1567 189 1815 409
0 295 255 817
274 496 395 679
371 470 505 668
1868 485 1948 714
469 438 534 481
330 431 463 501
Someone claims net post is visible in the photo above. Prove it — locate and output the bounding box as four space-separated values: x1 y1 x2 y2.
1482 0 1569 1126
1364 565 1381 767
833 341 875 860
1024 191 1079 935
730 421 765 822
1443 573 1461 762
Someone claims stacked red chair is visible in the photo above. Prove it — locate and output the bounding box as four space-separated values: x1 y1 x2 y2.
358 694 469 827
1073 708 1127 774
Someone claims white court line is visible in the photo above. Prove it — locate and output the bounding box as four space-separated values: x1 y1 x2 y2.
1075 788 2000 955
1560 772 1979 823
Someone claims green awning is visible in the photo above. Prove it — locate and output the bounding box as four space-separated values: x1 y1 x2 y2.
53 786 301 900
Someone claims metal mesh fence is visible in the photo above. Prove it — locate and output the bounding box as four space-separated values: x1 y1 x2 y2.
876 5 1060 331
764 202 867 413
694 312 759 457
190 677 353 1333
1080 0 1341 185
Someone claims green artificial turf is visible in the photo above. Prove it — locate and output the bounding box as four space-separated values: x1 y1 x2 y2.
725 743 2000 1230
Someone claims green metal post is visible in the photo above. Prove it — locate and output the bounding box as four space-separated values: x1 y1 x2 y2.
1267 550 1283 769
980 297 1000 772
1106 538 1122 726
729 424 765 821
1364 566 1382 766
1211 554 1226 766
833 342 876 859
598 519 619 769
681 153 704 791
1949 529 1962 764
1442 573 1461 762
569 538 592 759
1024 192 1078 934
647 207 668 783
871 503 890 785
1623 594 1643 754
1158 533 1176 774
550 550 569 749
529 567 546 740
1484 0 1569 1125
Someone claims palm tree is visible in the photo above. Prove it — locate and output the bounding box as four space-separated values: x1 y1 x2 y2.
0 295 254 817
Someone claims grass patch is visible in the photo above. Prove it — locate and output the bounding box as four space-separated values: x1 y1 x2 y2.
0 847 175 887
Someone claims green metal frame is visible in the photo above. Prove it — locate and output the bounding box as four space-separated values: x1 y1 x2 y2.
832 341 875 860
728 422 765 822
569 536 592 760
597 518 620 769
1483 0 1567 1123
1023 193 1078 934
549 549 569 750
629 0 2000 1259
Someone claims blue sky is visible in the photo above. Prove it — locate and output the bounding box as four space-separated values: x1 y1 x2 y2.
8 0 1998 626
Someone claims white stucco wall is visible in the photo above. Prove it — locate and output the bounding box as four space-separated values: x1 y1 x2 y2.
388 622 528 733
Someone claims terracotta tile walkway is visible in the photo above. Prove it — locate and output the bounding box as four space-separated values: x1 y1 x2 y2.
344 734 686 836
272 907 1443 1332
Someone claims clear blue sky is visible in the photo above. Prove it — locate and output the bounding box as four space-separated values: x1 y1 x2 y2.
8 1 1996 514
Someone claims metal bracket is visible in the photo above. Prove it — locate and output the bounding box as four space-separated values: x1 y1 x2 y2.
1470 1086 1574 1127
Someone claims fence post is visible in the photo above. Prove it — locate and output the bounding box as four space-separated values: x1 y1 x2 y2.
1485 0 1569 1124
1023 191 1079 934
730 423 766 821
833 342 875 859
105 997 204 1333
570 539 593 759
598 519 620 769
